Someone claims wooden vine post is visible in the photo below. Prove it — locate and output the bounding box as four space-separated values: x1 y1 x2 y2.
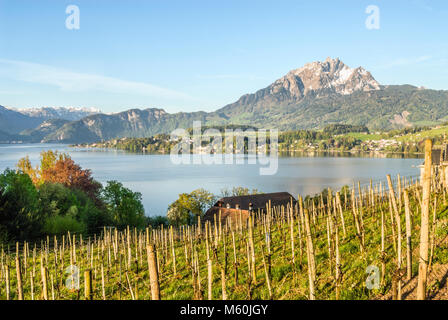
304 208 316 300
41 266 48 300
16 255 23 300
248 213 257 284
333 215 341 300
147 243 161 300
336 192 347 239
404 190 412 281
206 223 213 300
84 269 93 300
5 265 10 300
387 174 402 300
261 244 272 299
417 139 432 300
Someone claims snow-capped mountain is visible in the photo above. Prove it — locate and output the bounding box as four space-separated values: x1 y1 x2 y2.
13 106 101 121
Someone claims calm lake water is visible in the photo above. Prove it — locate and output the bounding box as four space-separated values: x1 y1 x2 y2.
0 144 423 216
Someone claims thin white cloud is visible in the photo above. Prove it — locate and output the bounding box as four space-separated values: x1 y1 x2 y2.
196 74 268 81
377 56 432 69
0 59 193 100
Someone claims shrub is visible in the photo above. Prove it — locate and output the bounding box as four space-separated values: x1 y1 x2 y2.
43 213 86 235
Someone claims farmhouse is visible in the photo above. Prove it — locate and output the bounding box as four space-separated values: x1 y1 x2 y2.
203 192 296 223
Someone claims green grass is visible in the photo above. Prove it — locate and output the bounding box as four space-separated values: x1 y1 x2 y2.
344 132 384 141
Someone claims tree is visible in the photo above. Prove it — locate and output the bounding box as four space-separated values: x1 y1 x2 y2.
17 151 103 205
166 200 191 226
0 169 41 242
166 189 217 226
17 156 39 184
17 150 59 186
220 187 261 197
190 189 217 214
102 181 146 229
41 155 102 204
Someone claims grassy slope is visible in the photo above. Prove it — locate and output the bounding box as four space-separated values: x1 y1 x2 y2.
396 125 448 143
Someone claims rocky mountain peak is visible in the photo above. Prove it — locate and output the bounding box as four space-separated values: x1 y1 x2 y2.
221 58 382 111
276 57 381 98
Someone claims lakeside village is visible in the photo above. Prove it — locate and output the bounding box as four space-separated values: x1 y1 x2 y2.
83 137 403 152
2 135 407 153
74 132 417 155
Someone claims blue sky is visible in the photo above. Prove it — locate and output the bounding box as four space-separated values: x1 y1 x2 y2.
0 0 447 113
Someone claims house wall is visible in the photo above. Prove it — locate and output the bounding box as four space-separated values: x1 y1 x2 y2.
203 208 250 225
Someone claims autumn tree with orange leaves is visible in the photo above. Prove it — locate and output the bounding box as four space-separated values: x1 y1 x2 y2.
17 151 102 204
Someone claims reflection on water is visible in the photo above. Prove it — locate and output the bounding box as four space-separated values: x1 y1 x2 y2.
0 144 423 216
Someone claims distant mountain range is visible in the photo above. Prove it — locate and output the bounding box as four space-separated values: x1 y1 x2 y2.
2 57 448 144
14 107 100 122
0 106 98 142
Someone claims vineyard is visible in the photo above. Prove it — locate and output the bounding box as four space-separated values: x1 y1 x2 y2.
0 141 448 300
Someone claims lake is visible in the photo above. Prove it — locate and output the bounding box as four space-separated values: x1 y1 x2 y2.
0 144 423 216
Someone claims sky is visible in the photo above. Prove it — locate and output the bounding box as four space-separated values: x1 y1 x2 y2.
0 0 447 113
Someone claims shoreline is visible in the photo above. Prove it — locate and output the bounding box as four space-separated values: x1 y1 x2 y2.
0 142 424 158
70 144 424 158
